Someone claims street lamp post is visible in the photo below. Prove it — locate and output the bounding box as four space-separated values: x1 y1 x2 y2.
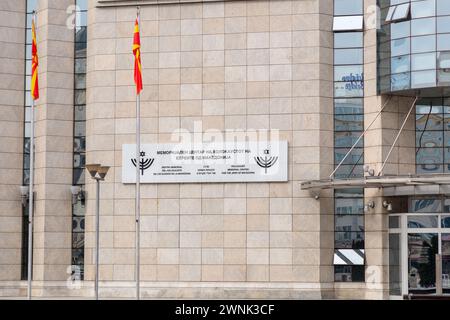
85 163 110 300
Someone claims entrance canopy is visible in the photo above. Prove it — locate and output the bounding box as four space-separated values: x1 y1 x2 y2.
300 173 450 191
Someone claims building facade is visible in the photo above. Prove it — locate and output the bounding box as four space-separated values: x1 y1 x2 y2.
0 0 449 299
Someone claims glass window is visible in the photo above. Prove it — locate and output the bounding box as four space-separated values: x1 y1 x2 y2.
333 16 364 31
408 215 439 228
389 216 400 229
335 148 364 165
391 72 411 91
391 38 410 57
334 115 364 131
411 35 436 53
411 17 436 36
408 233 438 294
76 11 87 28
73 168 85 185
411 0 436 19
411 70 437 88
442 216 450 227
411 52 436 71
437 0 450 15
335 198 364 215
334 65 364 81
77 0 88 11
392 55 410 73
334 0 363 15
438 51 450 69
334 98 364 114
389 233 401 296
334 48 363 65
75 90 86 105
74 121 86 137
438 34 450 51
438 69 450 86
416 147 443 165
411 198 442 213
386 6 396 22
416 131 443 148
335 131 364 148
74 137 86 153
392 3 411 21
336 215 364 232
75 58 87 74
391 21 410 39
334 265 365 282
437 16 450 33
75 74 86 90
334 164 364 179
335 232 365 249
73 153 86 168
27 0 38 13
74 105 86 121
334 81 364 98
334 32 363 48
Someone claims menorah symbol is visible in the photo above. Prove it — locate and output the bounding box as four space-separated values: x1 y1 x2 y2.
254 149 278 174
131 151 154 175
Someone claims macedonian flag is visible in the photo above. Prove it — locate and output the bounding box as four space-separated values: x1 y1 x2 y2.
132 18 143 95
31 16 39 101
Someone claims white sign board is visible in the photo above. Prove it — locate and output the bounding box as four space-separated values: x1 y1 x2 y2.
122 141 288 184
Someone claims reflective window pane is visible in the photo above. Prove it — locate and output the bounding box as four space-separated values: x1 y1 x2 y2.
411 0 436 19
389 233 402 295
335 131 364 148
408 233 438 294
437 0 450 15
411 17 436 36
391 72 410 91
416 148 443 165
391 38 410 57
334 49 363 65
391 20 410 39
411 198 442 213
335 114 364 131
392 55 410 73
334 265 365 282
442 216 450 228
416 131 443 148
411 35 436 54
334 98 364 115
437 16 450 33
438 34 450 51
335 198 364 215
335 232 365 249
336 215 364 232
334 32 363 48
335 148 364 165
411 70 437 88
74 121 86 137
333 16 364 31
334 0 363 15
408 215 439 228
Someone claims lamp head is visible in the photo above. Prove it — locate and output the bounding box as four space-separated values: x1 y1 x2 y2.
97 166 110 180
85 164 101 178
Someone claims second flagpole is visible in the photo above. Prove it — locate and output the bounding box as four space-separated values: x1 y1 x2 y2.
135 7 141 301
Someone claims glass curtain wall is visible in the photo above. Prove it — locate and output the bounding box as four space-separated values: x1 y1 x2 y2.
71 0 87 280
379 0 450 93
333 0 366 282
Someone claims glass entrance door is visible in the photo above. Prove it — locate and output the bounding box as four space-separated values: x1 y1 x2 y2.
408 233 438 294
388 196 450 297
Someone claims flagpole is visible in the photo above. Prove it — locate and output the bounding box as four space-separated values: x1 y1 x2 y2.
27 97 34 300
135 7 141 301
27 11 37 301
